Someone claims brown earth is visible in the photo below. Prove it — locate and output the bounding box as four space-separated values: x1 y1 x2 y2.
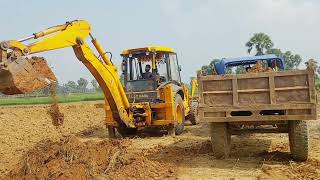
28 57 57 82
0 101 319 179
48 83 64 126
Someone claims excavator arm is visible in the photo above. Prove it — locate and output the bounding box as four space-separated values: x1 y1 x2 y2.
0 20 134 127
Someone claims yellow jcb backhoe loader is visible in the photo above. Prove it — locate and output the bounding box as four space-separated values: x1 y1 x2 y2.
0 20 196 137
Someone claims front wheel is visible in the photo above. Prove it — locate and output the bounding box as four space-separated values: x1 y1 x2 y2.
174 95 185 135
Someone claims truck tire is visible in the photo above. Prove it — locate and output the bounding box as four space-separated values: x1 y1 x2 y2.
288 120 309 161
174 95 185 135
210 122 231 159
188 101 198 125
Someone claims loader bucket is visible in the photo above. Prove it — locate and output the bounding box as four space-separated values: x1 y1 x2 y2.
0 57 56 95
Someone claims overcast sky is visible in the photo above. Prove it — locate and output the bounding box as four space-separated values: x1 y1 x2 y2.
1 0 319 83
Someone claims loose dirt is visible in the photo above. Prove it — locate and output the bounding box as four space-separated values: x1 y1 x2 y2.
48 83 64 126
28 57 57 82
0 101 319 179
4 136 175 180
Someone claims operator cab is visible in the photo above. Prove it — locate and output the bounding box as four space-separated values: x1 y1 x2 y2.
121 46 182 102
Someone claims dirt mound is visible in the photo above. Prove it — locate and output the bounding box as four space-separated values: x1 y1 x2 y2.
4 136 176 180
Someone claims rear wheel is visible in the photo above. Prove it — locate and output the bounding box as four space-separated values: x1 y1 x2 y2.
288 120 309 161
210 122 231 159
174 95 185 135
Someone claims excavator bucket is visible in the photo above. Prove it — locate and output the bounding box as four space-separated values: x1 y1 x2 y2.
0 57 56 95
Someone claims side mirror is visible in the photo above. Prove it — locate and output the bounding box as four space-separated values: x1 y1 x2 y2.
178 65 182 72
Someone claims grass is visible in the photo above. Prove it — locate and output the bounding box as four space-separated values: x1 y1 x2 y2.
0 92 104 106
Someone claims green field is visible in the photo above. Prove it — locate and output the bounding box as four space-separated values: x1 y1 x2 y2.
0 93 104 106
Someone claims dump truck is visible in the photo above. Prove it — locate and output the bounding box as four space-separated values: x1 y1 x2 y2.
0 20 196 137
197 55 317 161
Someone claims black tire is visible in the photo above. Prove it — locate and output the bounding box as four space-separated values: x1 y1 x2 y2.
288 120 309 161
210 122 231 159
174 95 185 135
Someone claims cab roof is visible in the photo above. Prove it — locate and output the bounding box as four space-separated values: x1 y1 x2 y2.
121 46 175 55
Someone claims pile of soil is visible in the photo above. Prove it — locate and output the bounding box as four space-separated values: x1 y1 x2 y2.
5 136 176 180
28 57 56 82
246 60 273 73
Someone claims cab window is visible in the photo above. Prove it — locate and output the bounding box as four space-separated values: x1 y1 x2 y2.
169 53 181 83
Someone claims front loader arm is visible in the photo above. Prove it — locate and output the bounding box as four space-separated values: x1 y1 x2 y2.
0 20 134 127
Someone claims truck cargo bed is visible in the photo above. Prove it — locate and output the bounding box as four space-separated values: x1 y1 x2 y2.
198 67 317 123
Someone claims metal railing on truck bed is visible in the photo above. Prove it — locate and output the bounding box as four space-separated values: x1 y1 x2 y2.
197 66 317 123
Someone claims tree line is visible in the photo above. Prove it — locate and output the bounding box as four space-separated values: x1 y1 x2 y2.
33 78 101 96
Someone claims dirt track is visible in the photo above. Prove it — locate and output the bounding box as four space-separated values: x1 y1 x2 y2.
0 101 319 179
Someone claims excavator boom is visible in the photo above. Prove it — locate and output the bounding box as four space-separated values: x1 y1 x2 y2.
0 20 133 127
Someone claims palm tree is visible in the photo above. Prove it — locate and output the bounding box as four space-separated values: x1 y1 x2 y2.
266 48 283 57
246 33 274 55
283 51 302 70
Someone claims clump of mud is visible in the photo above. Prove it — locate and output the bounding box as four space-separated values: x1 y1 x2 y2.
5 136 176 180
47 83 64 126
28 57 57 81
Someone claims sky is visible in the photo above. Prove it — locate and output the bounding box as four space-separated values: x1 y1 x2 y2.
1 0 319 84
